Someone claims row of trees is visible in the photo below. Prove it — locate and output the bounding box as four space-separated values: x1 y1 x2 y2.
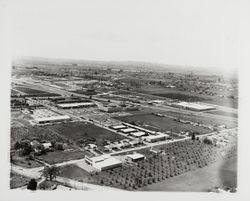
87 137 237 190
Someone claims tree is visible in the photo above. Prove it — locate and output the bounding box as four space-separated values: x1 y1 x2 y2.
27 179 37 190
14 141 21 150
191 133 196 141
20 140 33 155
42 166 60 181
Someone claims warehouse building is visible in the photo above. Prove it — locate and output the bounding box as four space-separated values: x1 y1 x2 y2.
85 155 122 171
57 102 96 109
171 101 216 111
34 115 71 124
130 131 147 138
120 128 137 134
143 133 167 143
110 124 127 130
126 153 145 162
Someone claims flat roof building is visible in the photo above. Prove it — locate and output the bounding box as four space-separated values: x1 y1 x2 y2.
143 133 167 143
171 101 216 111
111 124 127 130
85 155 122 171
130 131 146 138
57 102 96 109
126 153 145 162
34 115 71 124
120 128 137 133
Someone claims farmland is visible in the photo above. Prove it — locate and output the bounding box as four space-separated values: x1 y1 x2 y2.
139 156 237 192
12 86 59 97
48 122 127 148
115 114 212 134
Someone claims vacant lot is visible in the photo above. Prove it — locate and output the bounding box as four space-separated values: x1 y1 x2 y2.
48 122 127 147
139 156 237 192
115 114 211 134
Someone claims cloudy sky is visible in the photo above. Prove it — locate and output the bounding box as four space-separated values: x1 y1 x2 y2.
2 0 244 70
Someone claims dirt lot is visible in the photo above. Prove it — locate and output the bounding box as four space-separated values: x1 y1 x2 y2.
115 114 212 134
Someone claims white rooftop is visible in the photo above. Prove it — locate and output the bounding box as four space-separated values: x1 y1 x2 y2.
174 101 215 110
120 128 136 133
92 157 122 171
130 131 146 137
111 125 127 129
34 115 71 123
127 153 145 160
58 102 95 108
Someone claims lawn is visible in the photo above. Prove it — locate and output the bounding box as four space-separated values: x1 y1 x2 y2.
115 114 211 134
10 172 31 189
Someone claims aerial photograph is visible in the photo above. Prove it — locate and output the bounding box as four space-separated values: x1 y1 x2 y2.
6 0 240 193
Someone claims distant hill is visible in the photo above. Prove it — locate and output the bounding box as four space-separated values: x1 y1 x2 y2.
13 56 237 77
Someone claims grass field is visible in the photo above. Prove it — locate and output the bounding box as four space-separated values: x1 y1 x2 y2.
49 122 127 147
60 164 91 183
115 114 211 134
139 156 237 192
37 150 86 165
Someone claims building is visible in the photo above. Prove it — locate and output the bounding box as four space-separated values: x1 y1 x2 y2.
110 124 127 130
98 103 123 113
120 128 136 134
57 102 96 109
143 133 167 143
171 101 216 111
85 155 122 171
126 153 145 162
34 115 71 124
130 131 146 138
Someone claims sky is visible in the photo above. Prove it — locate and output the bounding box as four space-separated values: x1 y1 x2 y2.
1 0 244 70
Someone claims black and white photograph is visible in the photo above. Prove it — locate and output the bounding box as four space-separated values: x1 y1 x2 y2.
0 0 249 200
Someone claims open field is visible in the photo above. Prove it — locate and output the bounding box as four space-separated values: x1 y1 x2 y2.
139 156 237 192
37 150 86 165
12 86 59 97
134 86 238 109
140 108 237 129
11 110 33 127
10 172 30 189
13 87 49 94
205 110 238 118
49 122 127 147
115 114 211 134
